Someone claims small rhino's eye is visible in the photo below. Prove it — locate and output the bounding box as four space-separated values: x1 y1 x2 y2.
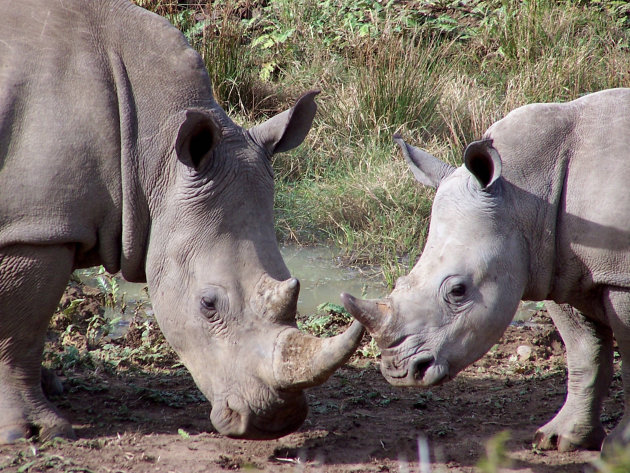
450 284 467 298
442 277 469 307
199 286 228 328
200 295 219 322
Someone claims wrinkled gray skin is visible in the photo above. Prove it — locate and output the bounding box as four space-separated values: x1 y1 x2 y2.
0 0 363 443
342 88 630 453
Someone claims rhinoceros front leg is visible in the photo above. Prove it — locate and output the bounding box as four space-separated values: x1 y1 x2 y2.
534 302 613 452
601 287 630 456
0 244 76 443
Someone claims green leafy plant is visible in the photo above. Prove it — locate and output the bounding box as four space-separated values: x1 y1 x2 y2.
477 430 512 473
96 266 121 309
357 337 380 359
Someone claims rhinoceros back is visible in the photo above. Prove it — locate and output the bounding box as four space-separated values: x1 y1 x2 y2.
0 0 215 276
0 0 129 270
487 88 630 294
560 89 630 289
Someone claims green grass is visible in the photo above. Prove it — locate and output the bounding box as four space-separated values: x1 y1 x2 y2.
136 0 630 285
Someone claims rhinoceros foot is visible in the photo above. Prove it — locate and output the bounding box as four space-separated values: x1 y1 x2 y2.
0 387 75 444
533 415 605 452
37 418 76 443
0 419 71 445
0 423 30 444
0 408 76 445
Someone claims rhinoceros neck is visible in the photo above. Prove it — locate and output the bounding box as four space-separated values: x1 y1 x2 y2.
503 160 568 302
487 102 576 301
103 1 228 282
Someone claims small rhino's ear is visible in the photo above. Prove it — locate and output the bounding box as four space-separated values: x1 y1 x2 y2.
393 134 455 188
463 140 502 189
175 109 221 170
248 90 319 156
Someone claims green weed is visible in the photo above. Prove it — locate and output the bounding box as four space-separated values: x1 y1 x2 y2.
0 443 94 473
357 337 381 359
298 302 352 337
477 430 512 473
45 287 178 379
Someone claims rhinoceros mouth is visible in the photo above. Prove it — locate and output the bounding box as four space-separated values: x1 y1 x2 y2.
381 360 449 387
379 344 450 387
415 358 449 386
210 391 308 440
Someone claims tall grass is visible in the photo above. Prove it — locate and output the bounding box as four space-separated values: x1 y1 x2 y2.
334 33 455 141
138 0 630 284
465 0 630 109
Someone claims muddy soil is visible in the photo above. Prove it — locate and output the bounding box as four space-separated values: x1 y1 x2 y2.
0 287 623 473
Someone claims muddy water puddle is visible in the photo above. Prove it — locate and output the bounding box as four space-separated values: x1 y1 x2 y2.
280 245 386 314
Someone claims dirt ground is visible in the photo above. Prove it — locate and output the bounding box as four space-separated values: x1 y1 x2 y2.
0 295 623 473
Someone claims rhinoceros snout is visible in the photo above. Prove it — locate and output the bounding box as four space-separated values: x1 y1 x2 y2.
381 353 449 387
209 392 307 440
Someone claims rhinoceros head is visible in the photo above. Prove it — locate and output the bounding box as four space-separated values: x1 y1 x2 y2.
342 135 528 387
143 91 363 439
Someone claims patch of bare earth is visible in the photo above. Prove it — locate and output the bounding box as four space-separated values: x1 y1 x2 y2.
0 304 622 472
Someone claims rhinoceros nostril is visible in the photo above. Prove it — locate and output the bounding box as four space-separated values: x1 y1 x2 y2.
210 397 248 438
410 356 434 381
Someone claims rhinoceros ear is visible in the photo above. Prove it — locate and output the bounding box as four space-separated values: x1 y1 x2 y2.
175 109 221 170
248 90 319 156
394 134 455 188
463 140 502 190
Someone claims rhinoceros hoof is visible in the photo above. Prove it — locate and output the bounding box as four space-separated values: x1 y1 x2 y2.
0 423 31 444
0 411 76 444
38 420 76 443
0 419 75 445
534 424 605 452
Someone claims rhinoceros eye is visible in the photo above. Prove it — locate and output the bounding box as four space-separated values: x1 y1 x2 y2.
199 286 228 325
450 284 467 298
200 293 220 321
442 277 469 306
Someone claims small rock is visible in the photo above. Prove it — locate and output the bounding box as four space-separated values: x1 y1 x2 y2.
517 345 532 361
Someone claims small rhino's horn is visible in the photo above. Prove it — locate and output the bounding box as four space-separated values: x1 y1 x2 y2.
340 292 390 335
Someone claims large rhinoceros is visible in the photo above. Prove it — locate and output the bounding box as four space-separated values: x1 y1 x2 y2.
342 88 630 453
0 0 363 443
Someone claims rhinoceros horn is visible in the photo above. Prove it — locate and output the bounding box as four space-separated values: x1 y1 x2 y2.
272 320 364 390
253 275 301 323
340 292 391 339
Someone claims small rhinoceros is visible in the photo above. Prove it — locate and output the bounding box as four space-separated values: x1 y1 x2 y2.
342 88 630 453
0 0 363 442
